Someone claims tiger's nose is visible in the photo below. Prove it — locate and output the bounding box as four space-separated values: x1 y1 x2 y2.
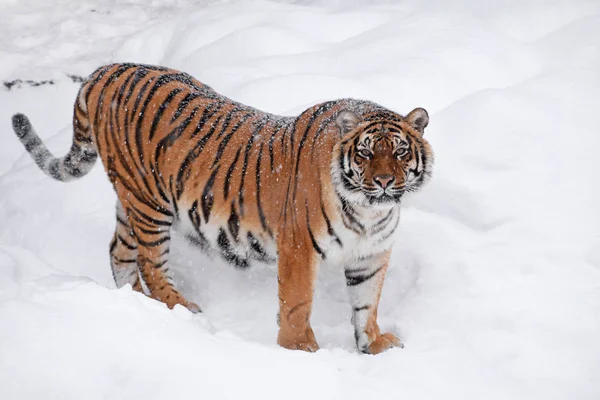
373 174 394 189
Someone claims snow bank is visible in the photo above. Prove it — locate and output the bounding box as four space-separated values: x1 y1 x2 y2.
1 0 599 399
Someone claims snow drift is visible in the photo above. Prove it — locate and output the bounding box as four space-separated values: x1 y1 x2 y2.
0 0 599 399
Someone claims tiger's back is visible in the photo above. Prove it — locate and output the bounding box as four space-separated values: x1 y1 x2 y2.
84 64 284 267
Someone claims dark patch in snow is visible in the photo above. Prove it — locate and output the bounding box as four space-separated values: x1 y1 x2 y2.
3 73 86 91
3 79 54 90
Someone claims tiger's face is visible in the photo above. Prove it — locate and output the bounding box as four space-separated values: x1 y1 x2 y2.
333 108 433 208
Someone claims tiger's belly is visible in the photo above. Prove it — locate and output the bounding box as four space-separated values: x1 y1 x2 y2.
175 199 399 269
175 208 278 268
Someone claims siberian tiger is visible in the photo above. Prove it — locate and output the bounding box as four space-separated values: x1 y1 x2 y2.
11 63 433 354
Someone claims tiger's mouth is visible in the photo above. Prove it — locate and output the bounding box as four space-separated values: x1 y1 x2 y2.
365 191 403 205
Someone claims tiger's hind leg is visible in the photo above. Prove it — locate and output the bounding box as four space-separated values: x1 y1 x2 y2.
110 201 142 292
122 200 201 314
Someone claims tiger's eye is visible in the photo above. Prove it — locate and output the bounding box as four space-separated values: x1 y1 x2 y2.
395 148 408 159
358 149 372 159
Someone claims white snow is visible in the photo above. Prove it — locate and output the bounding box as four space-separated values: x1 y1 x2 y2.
1 0 600 399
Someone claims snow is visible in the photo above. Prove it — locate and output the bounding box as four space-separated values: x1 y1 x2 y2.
1 0 600 399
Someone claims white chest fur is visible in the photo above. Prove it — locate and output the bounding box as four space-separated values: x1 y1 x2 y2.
323 205 400 268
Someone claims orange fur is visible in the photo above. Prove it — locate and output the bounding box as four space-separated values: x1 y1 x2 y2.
12 63 433 353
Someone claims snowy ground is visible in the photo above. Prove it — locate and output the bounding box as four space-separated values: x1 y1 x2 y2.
1 0 600 399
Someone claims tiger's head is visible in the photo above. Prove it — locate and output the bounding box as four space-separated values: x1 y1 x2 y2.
332 107 433 208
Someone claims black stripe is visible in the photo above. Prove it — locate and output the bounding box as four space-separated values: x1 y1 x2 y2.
152 108 198 203
109 114 167 213
292 102 337 201
340 144 353 179
84 64 112 105
268 120 283 172
115 257 137 264
105 80 122 168
171 92 199 122
136 224 169 236
117 74 170 209
353 305 371 312
345 264 385 286
364 126 381 135
175 106 224 199
280 123 289 158
188 200 201 232
310 115 337 160
116 215 129 226
128 206 172 227
211 112 254 169
217 228 249 269
287 300 310 320
371 209 394 234
339 124 375 146
123 67 149 107
94 65 136 155
152 259 168 269
379 215 400 242
73 128 92 144
114 69 136 133
129 74 152 123
337 195 365 234
111 170 172 217
364 110 402 123
135 74 188 168
137 64 169 72
169 177 179 219
192 101 223 138
223 147 242 200
175 104 223 199
255 143 273 238
148 88 184 140
136 234 170 248
306 200 326 260
239 120 265 216
320 199 342 246
228 202 240 242
109 237 117 253
107 71 136 159
247 231 272 262
342 197 364 230
281 170 294 229
78 148 97 163
117 234 137 250
201 166 220 222
214 108 238 140
185 233 209 251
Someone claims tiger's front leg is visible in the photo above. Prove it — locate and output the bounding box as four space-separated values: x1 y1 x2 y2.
276 240 320 352
345 249 403 354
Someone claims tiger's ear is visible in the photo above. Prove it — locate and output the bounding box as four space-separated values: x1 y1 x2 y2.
405 108 429 136
336 111 361 134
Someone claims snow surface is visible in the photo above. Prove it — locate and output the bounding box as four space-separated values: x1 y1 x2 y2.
1 0 600 399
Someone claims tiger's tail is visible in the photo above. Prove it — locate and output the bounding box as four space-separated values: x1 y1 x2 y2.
11 90 98 182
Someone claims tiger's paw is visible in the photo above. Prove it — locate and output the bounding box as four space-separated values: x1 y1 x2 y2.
365 332 403 355
278 337 320 352
184 301 202 314
277 327 320 352
161 292 202 314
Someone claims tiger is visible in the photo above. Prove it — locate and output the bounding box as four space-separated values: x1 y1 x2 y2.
11 63 433 354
